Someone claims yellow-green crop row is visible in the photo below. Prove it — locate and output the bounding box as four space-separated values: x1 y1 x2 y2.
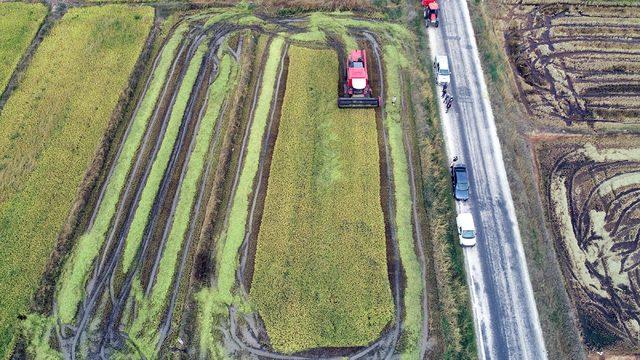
250 46 393 353
56 23 188 324
195 36 284 357
0 2 47 93
0 5 153 357
127 52 238 358
121 39 208 275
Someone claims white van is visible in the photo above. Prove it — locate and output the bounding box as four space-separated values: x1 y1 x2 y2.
434 55 451 85
456 212 476 247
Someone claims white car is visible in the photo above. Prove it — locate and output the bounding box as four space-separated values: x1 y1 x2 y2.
434 55 451 85
456 212 476 247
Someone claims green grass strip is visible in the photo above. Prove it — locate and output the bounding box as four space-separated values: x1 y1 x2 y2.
56 23 187 324
382 44 424 358
127 53 237 357
121 39 208 275
196 36 284 356
0 2 47 92
216 36 284 303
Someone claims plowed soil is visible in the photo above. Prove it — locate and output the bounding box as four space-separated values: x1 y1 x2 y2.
501 2 640 129
535 135 640 352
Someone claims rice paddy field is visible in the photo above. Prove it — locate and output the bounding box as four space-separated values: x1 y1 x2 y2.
0 2 47 93
500 1 640 130
0 2 474 359
0 5 152 356
250 46 393 352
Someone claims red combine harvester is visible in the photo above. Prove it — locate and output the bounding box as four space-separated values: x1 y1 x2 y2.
338 49 380 108
423 0 439 27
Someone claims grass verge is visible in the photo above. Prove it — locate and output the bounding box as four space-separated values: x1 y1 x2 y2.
250 45 393 352
0 2 47 93
409 14 477 358
0 6 153 356
467 0 584 357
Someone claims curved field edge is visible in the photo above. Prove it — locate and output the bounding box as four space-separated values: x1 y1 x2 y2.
0 5 153 357
127 52 239 357
195 36 285 357
0 3 47 94
55 22 187 324
250 45 393 353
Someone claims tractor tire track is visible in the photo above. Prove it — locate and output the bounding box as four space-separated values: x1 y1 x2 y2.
155 43 232 354
58 26 203 360
226 32 416 360
96 26 238 357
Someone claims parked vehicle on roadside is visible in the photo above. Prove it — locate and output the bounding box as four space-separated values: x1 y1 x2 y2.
451 162 470 201
434 55 451 85
456 212 476 247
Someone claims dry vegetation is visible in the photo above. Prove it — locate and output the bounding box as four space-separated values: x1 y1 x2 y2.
474 0 640 356
500 2 640 130
535 136 640 352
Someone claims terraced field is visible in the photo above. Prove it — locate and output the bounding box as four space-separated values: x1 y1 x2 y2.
502 1 640 129
0 4 468 358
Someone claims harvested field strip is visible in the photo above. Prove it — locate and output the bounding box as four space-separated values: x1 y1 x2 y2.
0 2 47 93
196 36 284 356
381 44 424 357
56 23 186 324
215 37 284 300
128 53 238 356
251 46 393 352
122 39 207 273
0 5 153 355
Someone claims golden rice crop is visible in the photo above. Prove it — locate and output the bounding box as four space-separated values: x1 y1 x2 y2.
250 45 393 353
0 2 47 92
0 5 153 356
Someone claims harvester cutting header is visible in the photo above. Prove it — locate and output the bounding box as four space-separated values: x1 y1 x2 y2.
338 49 381 108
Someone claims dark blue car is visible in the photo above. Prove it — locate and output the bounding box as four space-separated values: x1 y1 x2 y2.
451 164 470 201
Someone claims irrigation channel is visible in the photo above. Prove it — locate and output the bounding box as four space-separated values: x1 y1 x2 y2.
43 15 431 359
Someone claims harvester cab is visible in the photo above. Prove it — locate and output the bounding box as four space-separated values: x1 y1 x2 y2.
423 0 440 27
338 50 380 108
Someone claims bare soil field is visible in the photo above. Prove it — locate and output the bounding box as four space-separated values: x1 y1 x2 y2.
535 135 640 352
500 2 640 130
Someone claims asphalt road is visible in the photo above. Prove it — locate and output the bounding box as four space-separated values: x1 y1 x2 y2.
425 1 548 359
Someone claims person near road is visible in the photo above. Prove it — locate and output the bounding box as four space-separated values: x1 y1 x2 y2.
441 83 448 98
446 97 454 113
443 93 450 104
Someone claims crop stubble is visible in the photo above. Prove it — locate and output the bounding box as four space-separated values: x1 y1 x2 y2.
503 2 640 129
